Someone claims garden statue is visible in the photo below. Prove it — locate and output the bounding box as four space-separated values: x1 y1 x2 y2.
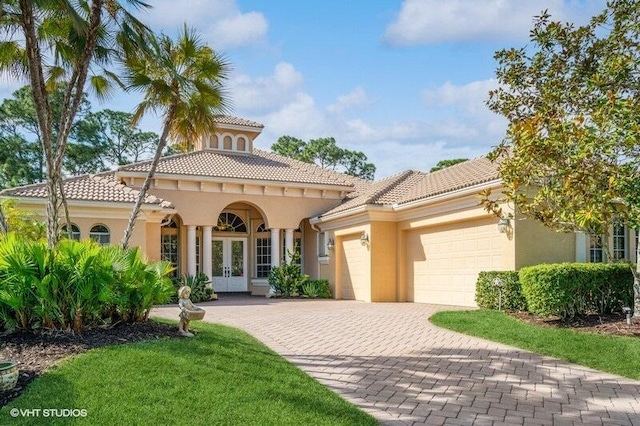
177 286 205 337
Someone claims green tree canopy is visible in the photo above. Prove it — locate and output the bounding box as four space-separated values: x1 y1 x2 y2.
485 0 640 313
271 136 376 180
430 158 468 173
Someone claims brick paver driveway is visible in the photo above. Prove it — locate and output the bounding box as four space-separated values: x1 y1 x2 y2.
153 297 640 425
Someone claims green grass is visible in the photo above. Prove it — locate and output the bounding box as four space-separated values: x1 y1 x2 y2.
430 310 640 380
0 320 376 426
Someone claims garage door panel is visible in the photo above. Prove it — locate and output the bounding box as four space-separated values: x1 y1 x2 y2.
407 218 503 307
340 235 368 301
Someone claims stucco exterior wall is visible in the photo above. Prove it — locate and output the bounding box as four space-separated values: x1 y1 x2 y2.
370 221 397 302
513 213 576 268
143 188 343 230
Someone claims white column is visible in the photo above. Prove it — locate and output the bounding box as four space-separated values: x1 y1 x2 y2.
284 228 294 263
202 225 213 281
575 231 587 263
267 228 281 298
271 228 281 267
187 225 197 276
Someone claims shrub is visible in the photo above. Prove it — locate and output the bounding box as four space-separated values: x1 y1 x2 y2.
268 251 308 297
0 233 173 333
519 263 633 318
300 279 332 298
170 273 213 303
475 271 526 311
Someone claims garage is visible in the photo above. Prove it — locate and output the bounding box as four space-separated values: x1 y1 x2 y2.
339 234 369 301
405 218 504 307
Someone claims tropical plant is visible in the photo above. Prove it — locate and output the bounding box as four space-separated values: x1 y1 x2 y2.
300 279 332 299
170 273 213 304
120 26 230 248
0 0 151 246
0 234 173 333
268 250 308 297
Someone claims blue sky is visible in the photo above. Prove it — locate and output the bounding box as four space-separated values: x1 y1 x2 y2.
0 0 607 179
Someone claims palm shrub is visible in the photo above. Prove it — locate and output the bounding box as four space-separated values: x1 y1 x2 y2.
268 251 308 297
300 279 332 298
0 233 173 333
170 273 213 303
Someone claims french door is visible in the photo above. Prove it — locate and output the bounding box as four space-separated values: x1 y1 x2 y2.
212 238 247 292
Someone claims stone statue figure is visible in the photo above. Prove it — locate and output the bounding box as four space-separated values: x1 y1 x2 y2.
178 286 205 337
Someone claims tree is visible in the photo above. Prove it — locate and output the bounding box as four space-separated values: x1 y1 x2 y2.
485 0 640 314
120 26 230 248
430 158 468 173
0 0 150 247
271 136 376 180
87 109 158 165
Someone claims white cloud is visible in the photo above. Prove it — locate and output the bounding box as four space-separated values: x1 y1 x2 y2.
384 0 604 45
327 87 371 114
142 0 268 49
229 62 303 112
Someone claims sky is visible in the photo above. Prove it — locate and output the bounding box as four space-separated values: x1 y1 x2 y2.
0 0 607 179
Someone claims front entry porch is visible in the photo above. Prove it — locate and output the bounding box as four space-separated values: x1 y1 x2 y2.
212 237 247 292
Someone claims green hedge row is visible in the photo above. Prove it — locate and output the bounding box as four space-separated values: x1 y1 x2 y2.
519 263 633 318
476 263 634 318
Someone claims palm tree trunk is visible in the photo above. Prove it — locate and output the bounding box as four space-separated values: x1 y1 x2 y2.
121 106 175 248
19 0 57 247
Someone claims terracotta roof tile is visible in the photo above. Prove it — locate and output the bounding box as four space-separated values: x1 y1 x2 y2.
119 149 360 188
214 115 264 129
320 156 499 216
1 173 173 207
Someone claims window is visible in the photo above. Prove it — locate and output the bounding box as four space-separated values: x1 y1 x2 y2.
61 223 80 241
612 223 627 261
589 235 604 263
214 213 247 233
318 232 328 257
196 235 201 274
89 225 110 245
237 136 246 151
281 228 302 267
161 220 180 278
255 223 271 278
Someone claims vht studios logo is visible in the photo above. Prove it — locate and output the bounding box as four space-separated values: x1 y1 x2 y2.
9 408 88 418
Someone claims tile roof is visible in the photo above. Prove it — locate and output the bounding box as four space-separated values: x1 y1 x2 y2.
214 115 264 129
119 149 361 188
1 173 173 208
320 156 500 216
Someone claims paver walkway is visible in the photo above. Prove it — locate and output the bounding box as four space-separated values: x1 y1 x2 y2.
153 296 640 425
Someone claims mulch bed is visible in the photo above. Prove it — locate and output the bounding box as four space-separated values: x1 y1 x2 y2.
0 321 180 408
509 311 640 337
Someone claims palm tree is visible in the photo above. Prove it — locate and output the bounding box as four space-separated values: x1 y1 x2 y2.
0 0 150 247
120 26 230 248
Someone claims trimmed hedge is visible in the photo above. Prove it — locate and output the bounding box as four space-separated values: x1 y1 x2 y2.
475 271 527 311
519 263 634 318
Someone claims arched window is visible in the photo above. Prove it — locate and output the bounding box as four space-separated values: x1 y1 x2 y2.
214 213 246 233
61 223 80 241
161 220 180 277
256 223 269 232
237 136 247 151
90 224 110 245
223 135 232 150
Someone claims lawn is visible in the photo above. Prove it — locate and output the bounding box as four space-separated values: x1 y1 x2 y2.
430 310 640 380
0 320 376 426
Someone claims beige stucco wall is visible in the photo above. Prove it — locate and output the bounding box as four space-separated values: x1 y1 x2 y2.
513 213 576 268
334 224 372 302
370 221 397 302
143 188 343 230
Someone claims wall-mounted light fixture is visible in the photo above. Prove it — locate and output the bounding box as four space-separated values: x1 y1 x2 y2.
360 231 370 247
326 238 335 251
497 216 510 234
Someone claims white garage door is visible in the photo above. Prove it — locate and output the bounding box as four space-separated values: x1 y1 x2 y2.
340 234 368 301
406 218 504 307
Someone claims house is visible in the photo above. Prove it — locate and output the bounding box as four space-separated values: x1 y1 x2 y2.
2 116 638 306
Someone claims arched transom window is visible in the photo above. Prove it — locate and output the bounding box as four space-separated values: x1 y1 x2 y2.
214 213 247 233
